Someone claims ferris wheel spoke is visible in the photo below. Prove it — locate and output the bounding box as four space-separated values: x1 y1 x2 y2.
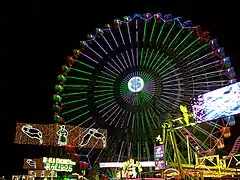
162 91 184 98
118 53 128 68
70 67 92 76
179 37 201 56
173 31 193 52
93 39 108 55
191 69 224 79
160 96 179 108
144 49 154 68
162 78 184 85
100 33 113 50
187 59 220 73
162 72 182 81
105 106 121 122
155 98 172 111
131 114 135 132
106 62 121 74
108 59 123 72
103 66 118 76
156 21 165 43
95 96 115 108
115 109 126 128
114 55 126 70
185 52 212 67
149 18 157 42
142 110 150 129
97 75 115 83
74 59 96 69
163 83 184 88
162 22 175 45
159 67 180 78
117 25 132 68
85 44 103 59
126 23 136 67
99 101 116 113
61 91 87 97
143 48 150 67
148 51 159 69
124 112 132 129
100 71 116 79
92 146 105 165
191 73 226 83
101 104 118 118
62 104 88 115
80 52 99 64
155 55 170 73
68 117 92 133
101 33 126 70
183 43 209 60
135 20 139 66
192 80 229 88
65 111 90 124
161 94 182 105
139 48 144 66
167 28 183 49
62 98 87 106
145 109 158 129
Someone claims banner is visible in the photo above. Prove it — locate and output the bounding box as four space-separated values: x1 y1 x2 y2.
14 123 107 148
154 145 166 170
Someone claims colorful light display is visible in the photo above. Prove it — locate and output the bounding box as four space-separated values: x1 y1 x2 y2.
154 145 166 170
43 157 76 172
14 123 107 148
52 12 234 165
192 82 240 123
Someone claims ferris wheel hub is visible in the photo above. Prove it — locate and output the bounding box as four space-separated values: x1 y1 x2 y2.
128 76 144 93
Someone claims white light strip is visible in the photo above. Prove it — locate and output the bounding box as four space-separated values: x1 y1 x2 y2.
99 161 155 168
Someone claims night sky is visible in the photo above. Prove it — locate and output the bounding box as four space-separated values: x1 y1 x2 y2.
2 0 240 177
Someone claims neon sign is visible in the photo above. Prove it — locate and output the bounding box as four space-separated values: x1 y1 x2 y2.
43 157 76 172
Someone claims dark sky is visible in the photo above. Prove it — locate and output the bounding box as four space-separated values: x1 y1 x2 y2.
1 0 240 176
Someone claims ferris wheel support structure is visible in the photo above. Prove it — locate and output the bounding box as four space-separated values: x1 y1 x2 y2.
162 121 184 178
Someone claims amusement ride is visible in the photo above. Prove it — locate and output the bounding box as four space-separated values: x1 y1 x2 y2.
52 12 240 179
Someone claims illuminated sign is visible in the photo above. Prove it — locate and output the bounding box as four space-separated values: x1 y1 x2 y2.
14 123 107 148
23 158 44 170
192 82 240 123
43 157 76 172
154 145 166 170
128 76 144 93
99 161 154 168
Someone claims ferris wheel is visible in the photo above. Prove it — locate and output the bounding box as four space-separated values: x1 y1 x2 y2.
53 13 236 168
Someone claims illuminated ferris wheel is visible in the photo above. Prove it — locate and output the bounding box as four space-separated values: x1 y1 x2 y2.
53 13 236 168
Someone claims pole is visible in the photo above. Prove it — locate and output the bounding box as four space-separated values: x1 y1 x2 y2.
169 123 184 179
161 124 167 179
186 135 191 165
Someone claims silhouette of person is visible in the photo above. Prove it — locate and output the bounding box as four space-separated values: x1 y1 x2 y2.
57 125 68 146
